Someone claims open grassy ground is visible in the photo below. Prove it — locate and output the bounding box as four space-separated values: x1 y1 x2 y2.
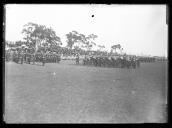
5 60 168 123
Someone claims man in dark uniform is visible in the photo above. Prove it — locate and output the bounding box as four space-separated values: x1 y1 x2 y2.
83 55 87 65
76 53 79 64
42 51 46 66
20 51 24 64
136 57 140 68
131 57 136 69
26 52 30 64
32 52 35 65
111 56 115 68
16 50 20 64
18 49 23 64
97 57 101 67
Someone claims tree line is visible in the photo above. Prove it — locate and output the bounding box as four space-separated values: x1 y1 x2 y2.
6 22 123 55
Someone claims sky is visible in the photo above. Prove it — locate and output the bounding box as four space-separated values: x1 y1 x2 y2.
5 4 168 57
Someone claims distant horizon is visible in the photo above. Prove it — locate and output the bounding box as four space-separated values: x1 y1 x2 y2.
5 4 168 57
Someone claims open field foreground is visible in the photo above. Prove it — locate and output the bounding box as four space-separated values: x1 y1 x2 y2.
5 60 168 123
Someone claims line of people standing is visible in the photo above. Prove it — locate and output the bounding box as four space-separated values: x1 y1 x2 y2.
81 55 140 69
5 50 61 66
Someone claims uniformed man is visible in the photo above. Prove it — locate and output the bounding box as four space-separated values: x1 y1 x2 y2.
76 53 79 64
18 50 23 64
131 57 136 69
20 51 24 64
83 55 87 65
42 52 46 66
136 57 140 68
33 54 35 64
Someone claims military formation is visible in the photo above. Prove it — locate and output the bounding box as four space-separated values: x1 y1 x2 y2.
82 55 140 69
6 46 159 69
5 50 61 66
138 57 156 63
44 53 61 63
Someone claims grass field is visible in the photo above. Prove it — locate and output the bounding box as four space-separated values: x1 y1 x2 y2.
5 60 168 123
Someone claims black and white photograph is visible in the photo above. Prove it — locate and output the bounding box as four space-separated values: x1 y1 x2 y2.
4 4 168 123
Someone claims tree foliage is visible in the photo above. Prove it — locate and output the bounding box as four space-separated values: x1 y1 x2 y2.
66 31 98 51
111 44 122 54
97 45 105 51
66 31 83 48
84 34 97 51
22 22 62 52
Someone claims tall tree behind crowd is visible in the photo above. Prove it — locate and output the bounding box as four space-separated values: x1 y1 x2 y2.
66 31 84 49
111 44 122 54
66 31 98 51
84 34 97 51
22 22 62 53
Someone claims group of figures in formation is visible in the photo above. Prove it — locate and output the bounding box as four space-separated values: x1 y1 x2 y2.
80 55 156 68
5 49 156 68
5 50 61 66
81 55 140 69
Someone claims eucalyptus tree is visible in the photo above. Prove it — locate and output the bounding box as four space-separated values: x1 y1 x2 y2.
84 34 97 51
66 31 83 49
97 45 105 51
66 31 98 53
22 22 61 54
111 44 121 54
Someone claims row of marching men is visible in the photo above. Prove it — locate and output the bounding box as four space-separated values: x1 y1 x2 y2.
81 55 140 69
5 50 61 66
138 57 156 63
